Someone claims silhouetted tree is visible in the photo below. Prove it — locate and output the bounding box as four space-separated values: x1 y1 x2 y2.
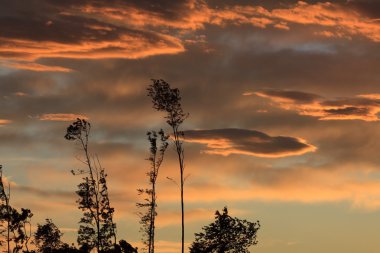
137 130 168 253
65 119 117 253
119 240 138 253
50 243 82 253
33 219 63 253
7 207 33 253
0 165 33 253
30 242 82 253
189 207 260 253
147 79 188 253
0 164 11 253
0 165 9 251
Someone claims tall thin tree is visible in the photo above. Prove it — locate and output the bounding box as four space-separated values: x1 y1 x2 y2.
137 130 168 253
147 79 188 253
65 119 117 253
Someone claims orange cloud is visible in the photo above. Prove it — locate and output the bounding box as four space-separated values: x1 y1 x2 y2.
358 94 380 100
13 92 28 97
0 34 184 61
74 2 278 32
274 22 290 30
2 0 379 72
0 6 185 72
4 62 72 72
38 114 89 121
183 128 316 158
79 1 380 42
256 89 380 121
211 1 380 41
268 1 380 42
76 2 211 30
0 119 12 125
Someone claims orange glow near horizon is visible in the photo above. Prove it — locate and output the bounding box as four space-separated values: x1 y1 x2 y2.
38 114 89 121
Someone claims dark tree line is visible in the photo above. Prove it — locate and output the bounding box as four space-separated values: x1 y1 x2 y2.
0 79 260 253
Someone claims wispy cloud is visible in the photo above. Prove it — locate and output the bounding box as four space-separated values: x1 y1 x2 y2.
155 163 380 211
0 119 12 125
77 1 380 42
0 33 184 62
183 128 316 158
38 113 89 121
4 62 72 72
1 0 379 72
256 89 380 121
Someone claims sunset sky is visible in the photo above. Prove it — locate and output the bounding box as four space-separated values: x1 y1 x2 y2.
1 0 380 252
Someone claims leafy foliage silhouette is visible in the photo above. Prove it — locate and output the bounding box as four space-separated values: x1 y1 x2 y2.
147 79 188 253
137 130 168 253
189 207 260 253
65 119 117 253
33 219 64 252
0 165 33 253
0 165 8 250
118 240 138 253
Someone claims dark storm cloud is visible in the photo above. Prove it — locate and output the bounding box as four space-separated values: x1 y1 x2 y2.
183 128 316 157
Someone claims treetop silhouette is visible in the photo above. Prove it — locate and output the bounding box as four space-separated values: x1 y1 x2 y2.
65 119 117 253
147 79 188 128
147 79 188 253
190 207 260 253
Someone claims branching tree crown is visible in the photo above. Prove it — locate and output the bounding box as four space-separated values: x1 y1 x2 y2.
34 219 63 253
189 207 260 253
65 119 117 253
147 79 187 129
